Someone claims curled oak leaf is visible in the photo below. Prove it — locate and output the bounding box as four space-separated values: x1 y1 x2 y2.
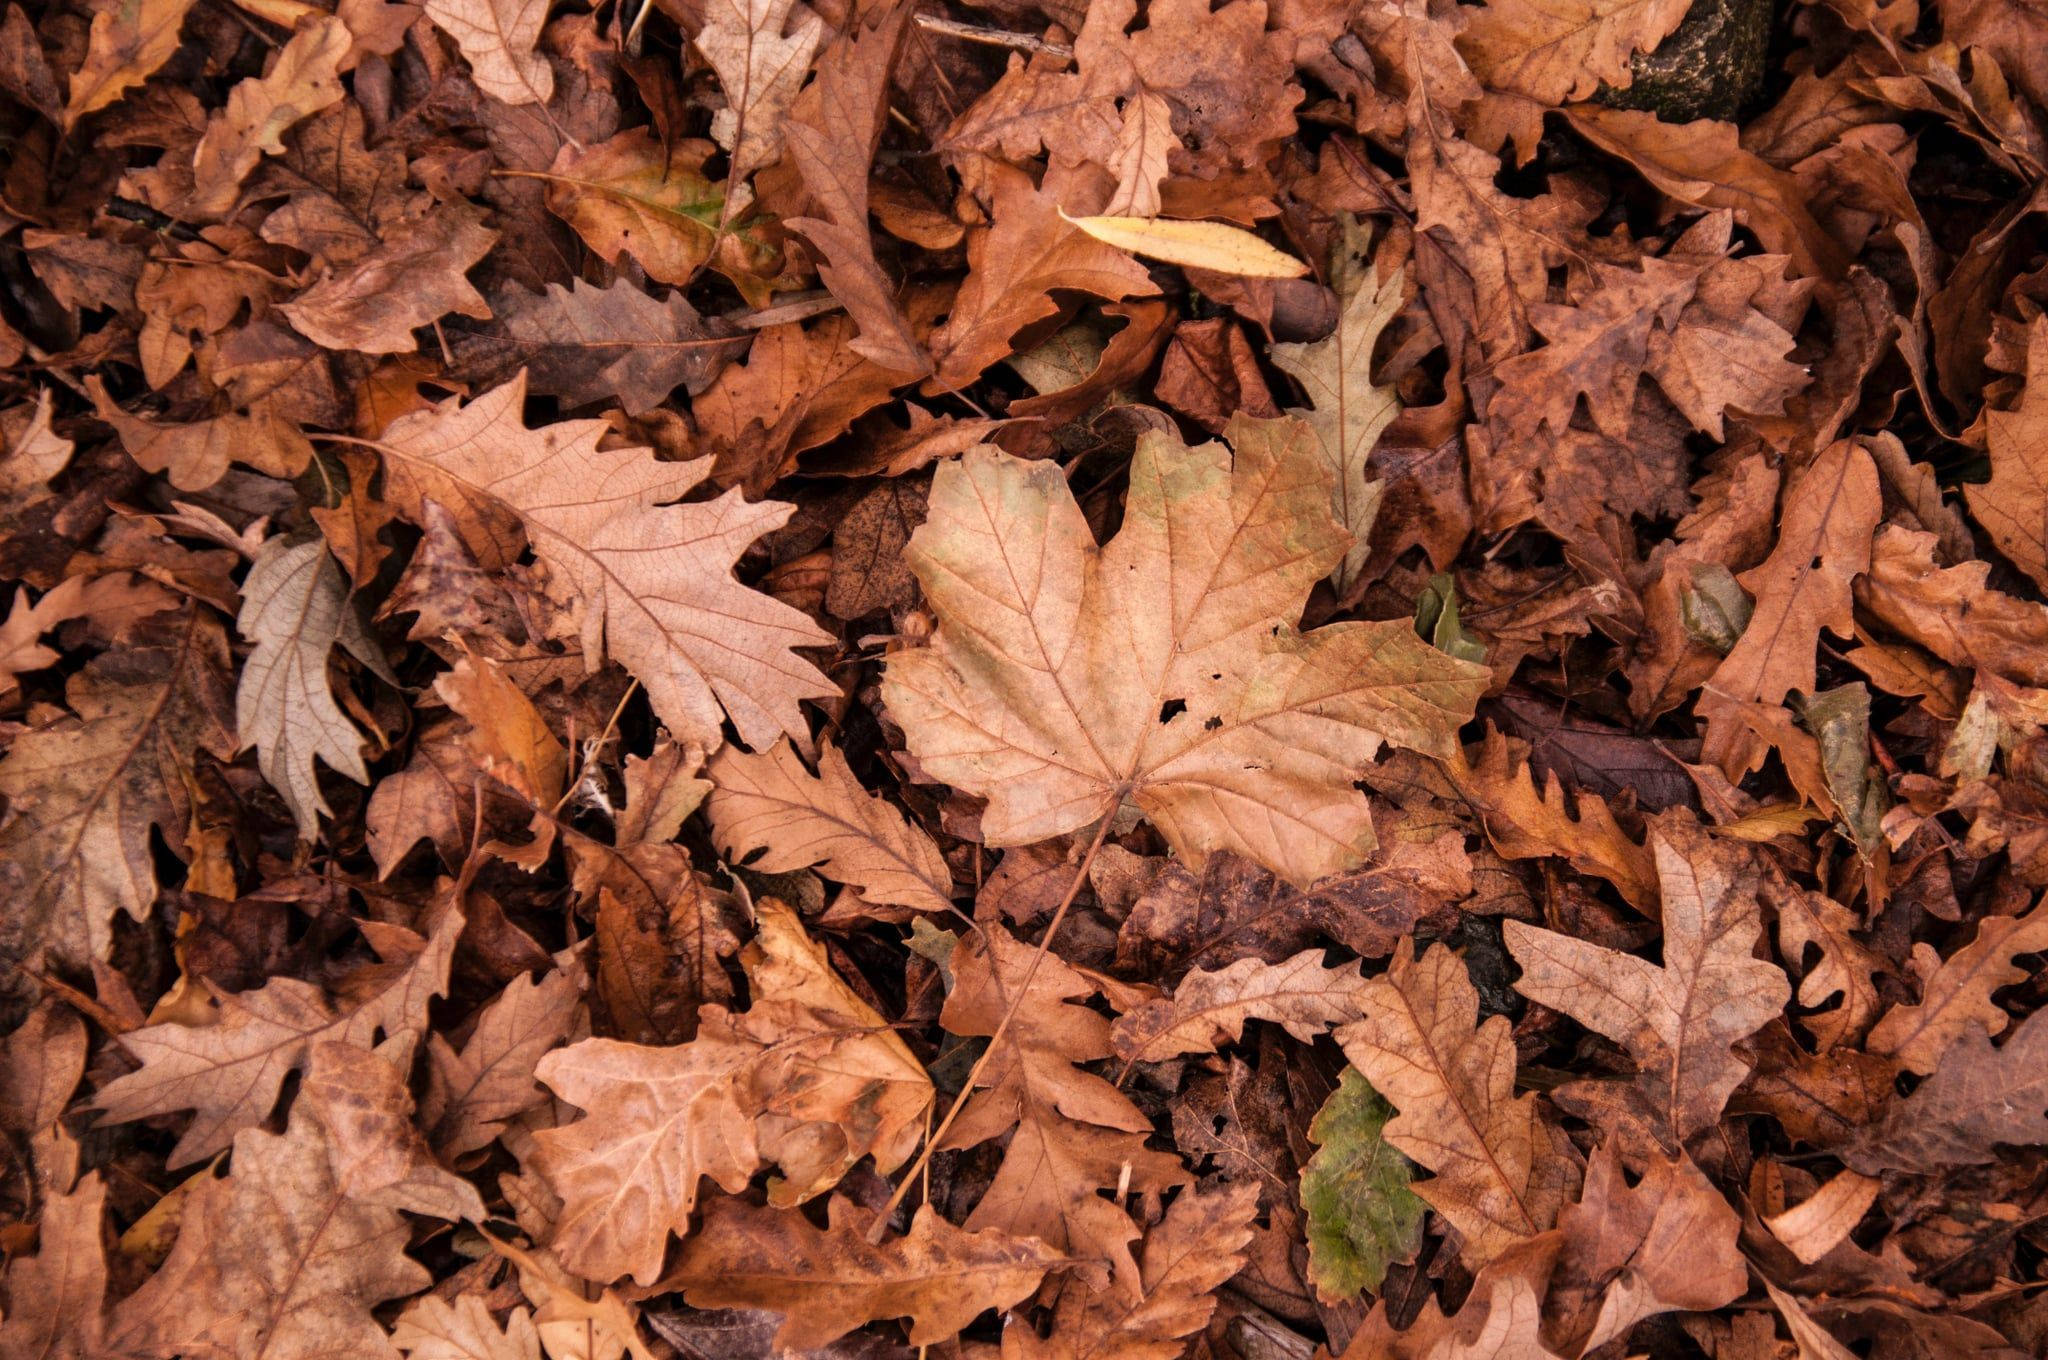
93 903 462 1167
1769 876 1886 1053
1545 1147 1745 1356
183 15 349 220
1504 821 1791 1149
883 416 1488 887
0 606 234 970
102 1041 484 1360
278 203 499 355
668 1198 1061 1351
1867 895 2048 1075
87 377 313 491
533 902 931 1285
1847 1011 2048 1174
705 738 953 915
1698 438 1881 778
1967 316 2048 593
236 536 394 841
939 924 1187 1286
1856 525 2048 689
1110 948 1372 1064
421 951 585 1159
1001 1183 1260 1360
540 131 732 288
695 0 825 187
371 374 836 753
0 1173 107 1360
391 1295 542 1360
1264 254 1404 593
926 163 1160 390
422 0 552 106
1336 939 1580 1267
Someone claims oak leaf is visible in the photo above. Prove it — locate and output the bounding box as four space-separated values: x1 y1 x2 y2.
1300 1069 1425 1301
62 0 195 126
540 131 733 289
1856 525 2048 689
1848 1010 2048 1174
1338 1232 1563 1360
278 203 499 355
705 738 953 915
92 904 461 1167
1110 948 1372 1064
667 1198 1060 1350
235 537 393 841
422 0 553 106
185 16 349 220
1967 317 2048 592
0 607 234 969
1503 823 1791 1147
0 1174 107 1360
371 374 836 752
1457 0 1691 143
421 953 584 1158
883 416 1488 887
392 1296 543 1360
87 377 314 491
102 1041 484 1360
1001 1184 1260 1360
471 280 748 415
1336 939 1579 1266
1867 895 2048 1074
532 902 932 1284
695 0 825 186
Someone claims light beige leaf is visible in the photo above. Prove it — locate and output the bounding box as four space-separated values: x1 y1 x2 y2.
1266 256 1404 591
422 0 553 105
0 1173 107 1360
533 902 932 1284
1336 938 1578 1267
236 536 389 841
1063 213 1310 278
393 1296 543 1360
695 0 824 184
669 1198 1061 1350
373 374 836 753
883 416 1488 887
1866 895 2048 1074
1110 948 1371 1064
1764 1168 1881 1266
93 905 462 1167
705 739 951 914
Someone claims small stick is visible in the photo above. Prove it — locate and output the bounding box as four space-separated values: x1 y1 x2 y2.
912 13 1073 61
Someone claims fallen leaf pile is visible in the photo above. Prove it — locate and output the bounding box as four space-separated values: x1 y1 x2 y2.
6 0 2048 1354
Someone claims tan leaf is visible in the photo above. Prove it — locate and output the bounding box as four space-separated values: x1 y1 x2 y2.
1698 438 1881 777
62 0 196 126
1001 1183 1260 1360
695 0 824 185
433 650 567 808
421 953 584 1158
705 738 952 914
539 131 736 289
533 902 932 1284
1339 1233 1564 1360
92 905 462 1167
1848 1009 2048 1173
422 0 553 106
1967 317 2048 592
883 416 1487 887
185 16 349 219
1457 0 1691 132
0 1173 107 1360
1763 1280 1860 1360
371 374 836 752
928 164 1160 389
1110 948 1371 1064
939 924 1187 1285
1867 895 2048 1074
1265 254 1403 591
1064 214 1311 279
87 377 314 491
1856 525 2048 689
1764 1168 1882 1266
278 203 498 354
0 999 88 1134
1504 822 1791 1146
668 1197 1060 1350
392 1296 543 1360
1770 876 1887 1052
1336 939 1578 1267
102 1041 483 1360
0 607 234 970
476 279 747 416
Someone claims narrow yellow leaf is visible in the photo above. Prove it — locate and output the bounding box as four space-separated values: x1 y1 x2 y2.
1061 211 1309 278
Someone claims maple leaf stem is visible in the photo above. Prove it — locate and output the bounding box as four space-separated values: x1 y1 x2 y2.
866 807 1119 1244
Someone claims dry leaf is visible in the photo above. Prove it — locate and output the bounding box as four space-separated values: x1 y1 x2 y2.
1064 214 1311 279
423 0 552 106
1110 948 1371 1064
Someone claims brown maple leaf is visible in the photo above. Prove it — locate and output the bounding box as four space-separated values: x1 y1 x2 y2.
883 415 1488 887
533 902 931 1284
1504 821 1791 1147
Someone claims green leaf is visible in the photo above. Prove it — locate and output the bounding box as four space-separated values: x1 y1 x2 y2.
1301 1067 1426 1300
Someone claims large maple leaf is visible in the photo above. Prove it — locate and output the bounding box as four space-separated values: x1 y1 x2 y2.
371 374 836 753
882 415 1488 886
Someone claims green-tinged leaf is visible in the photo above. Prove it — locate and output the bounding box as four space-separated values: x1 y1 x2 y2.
1301 1068 1426 1300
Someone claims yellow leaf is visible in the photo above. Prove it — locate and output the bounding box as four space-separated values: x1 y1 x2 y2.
1061 211 1309 278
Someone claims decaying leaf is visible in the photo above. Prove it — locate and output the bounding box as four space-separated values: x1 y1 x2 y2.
1300 1068 1426 1301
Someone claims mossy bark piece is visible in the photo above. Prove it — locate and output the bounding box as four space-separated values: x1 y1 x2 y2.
1598 0 1774 123
1300 1067 1428 1301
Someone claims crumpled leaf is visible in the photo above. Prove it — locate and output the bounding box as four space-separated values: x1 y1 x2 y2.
668 1197 1060 1351
533 902 932 1284
884 415 1488 887
1503 821 1791 1147
1110 947 1371 1063
705 738 952 914
235 536 392 841
1300 1068 1425 1301
278 204 499 355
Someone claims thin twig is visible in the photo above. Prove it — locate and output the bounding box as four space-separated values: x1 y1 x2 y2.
868 809 1118 1242
912 13 1073 61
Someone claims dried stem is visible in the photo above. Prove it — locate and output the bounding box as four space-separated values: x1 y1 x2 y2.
911 13 1073 61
